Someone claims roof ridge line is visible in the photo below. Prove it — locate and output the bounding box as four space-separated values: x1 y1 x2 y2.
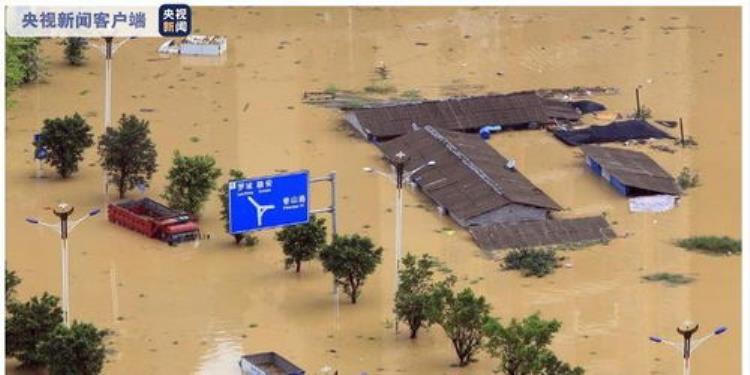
423 126 506 198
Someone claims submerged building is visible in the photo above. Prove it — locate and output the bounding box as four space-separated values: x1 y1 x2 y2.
378 125 562 227
581 145 680 196
158 35 228 56
345 92 581 141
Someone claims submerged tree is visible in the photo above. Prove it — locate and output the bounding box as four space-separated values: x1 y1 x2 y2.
275 216 327 273
6 267 21 306
62 37 88 66
319 234 383 304
162 151 222 215
5 293 64 367
98 114 158 199
502 248 559 278
36 113 94 178
432 287 493 367
394 253 455 339
484 313 585 375
6 37 44 100
40 321 111 375
218 169 259 246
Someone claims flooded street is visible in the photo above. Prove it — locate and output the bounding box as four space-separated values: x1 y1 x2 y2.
5 7 740 374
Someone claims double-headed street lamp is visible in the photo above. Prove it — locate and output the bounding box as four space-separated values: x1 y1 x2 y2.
26 203 100 326
364 151 436 332
91 37 134 198
649 320 727 375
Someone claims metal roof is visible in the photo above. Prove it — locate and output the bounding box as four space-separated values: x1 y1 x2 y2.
349 92 581 139
554 120 673 146
378 126 561 225
581 145 680 195
469 216 616 250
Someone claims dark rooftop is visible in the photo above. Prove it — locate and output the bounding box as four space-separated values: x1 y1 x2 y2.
348 92 581 139
581 145 681 195
378 126 561 226
553 119 674 146
469 216 616 251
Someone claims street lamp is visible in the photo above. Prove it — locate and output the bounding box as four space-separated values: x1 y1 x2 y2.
25 203 100 326
364 151 436 332
91 37 135 198
649 320 727 375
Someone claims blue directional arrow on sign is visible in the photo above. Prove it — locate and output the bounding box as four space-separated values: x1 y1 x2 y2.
228 170 310 234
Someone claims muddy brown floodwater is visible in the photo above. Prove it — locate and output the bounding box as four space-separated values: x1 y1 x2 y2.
5 7 741 375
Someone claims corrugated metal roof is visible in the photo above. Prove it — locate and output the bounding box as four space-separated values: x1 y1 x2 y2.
349 92 581 139
469 216 616 250
378 126 561 225
581 145 680 195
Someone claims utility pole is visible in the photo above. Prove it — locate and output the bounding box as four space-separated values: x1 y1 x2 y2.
635 87 642 119
364 153 436 333
679 117 685 147
26 203 100 326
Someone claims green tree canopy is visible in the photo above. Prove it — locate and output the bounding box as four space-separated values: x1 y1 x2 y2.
40 321 111 375
36 113 94 178
162 151 222 215
484 313 584 375
502 248 559 278
432 287 493 367
276 216 327 273
6 267 21 306
218 169 258 246
319 234 383 304
98 114 158 199
6 37 43 105
62 37 88 66
394 253 455 339
5 293 64 367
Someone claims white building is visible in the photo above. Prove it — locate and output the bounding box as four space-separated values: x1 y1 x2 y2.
158 35 227 56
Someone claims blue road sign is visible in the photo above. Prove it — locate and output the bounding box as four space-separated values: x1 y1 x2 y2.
228 170 310 234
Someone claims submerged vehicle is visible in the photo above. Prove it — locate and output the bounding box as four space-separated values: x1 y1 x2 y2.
107 198 200 245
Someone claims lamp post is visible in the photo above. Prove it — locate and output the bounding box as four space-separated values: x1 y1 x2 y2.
91 37 134 198
364 151 436 332
26 203 100 326
649 321 727 375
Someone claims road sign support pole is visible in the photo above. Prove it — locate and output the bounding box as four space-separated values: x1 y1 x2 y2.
36 159 43 178
310 172 339 330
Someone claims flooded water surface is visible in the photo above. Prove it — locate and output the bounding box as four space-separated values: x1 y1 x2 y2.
5 7 741 374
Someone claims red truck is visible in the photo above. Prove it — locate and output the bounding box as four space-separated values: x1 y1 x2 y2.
108 198 200 245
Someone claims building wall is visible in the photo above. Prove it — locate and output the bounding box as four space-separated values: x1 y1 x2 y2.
466 204 549 227
180 42 225 56
586 156 629 196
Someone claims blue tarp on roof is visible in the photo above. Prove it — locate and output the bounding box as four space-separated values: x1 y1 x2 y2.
571 100 607 114
553 120 673 146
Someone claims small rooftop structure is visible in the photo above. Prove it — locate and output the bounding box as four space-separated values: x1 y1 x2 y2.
346 92 581 141
553 119 673 146
469 216 616 251
158 35 227 56
581 145 680 196
239 352 305 375
379 126 561 228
